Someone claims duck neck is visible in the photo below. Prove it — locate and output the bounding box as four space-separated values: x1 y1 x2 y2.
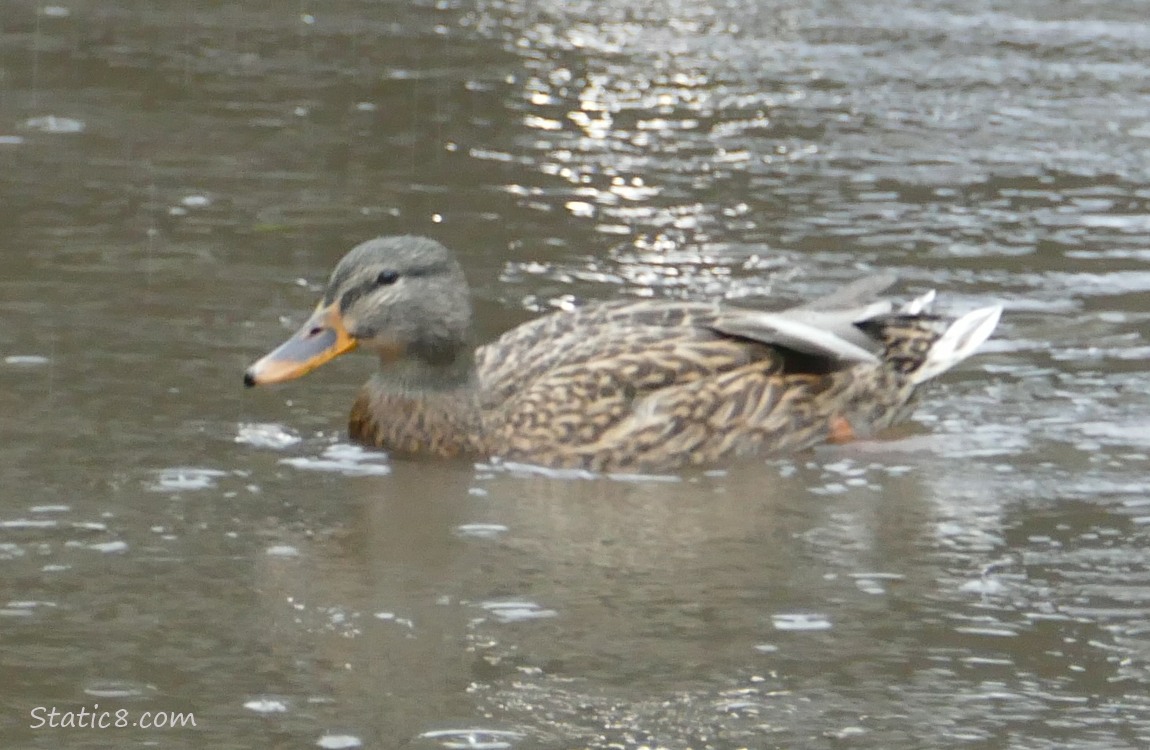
376 347 477 393
348 349 486 458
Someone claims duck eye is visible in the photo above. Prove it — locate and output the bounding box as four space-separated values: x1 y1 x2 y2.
375 270 400 286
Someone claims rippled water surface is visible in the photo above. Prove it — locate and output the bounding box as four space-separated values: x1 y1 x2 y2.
2 0 1149 747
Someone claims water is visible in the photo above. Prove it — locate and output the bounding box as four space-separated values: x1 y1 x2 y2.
2 0 1149 747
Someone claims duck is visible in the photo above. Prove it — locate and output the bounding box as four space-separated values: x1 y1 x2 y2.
244 235 1001 472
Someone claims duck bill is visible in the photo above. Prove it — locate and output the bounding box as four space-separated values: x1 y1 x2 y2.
244 302 357 387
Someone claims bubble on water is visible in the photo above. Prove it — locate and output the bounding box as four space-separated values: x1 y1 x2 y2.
960 577 1007 595
772 613 832 632
148 467 227 492
280 457 390 477
280 444 390 476
419 728 526 749
88 541 129 554
235 423 302 449
373 612 415 629
479 599 559 624
84 681 156 699
454 523 509 539
0 519 57 530
29 505 70 513
5 355 50 366
22 115 85 133
953 626 1019 638
0 602 54 616
244 697 289 714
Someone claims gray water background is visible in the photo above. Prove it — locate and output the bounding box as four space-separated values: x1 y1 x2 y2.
2 1 1150 747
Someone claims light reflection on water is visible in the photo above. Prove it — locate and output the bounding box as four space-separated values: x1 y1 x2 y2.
0 0 1148 748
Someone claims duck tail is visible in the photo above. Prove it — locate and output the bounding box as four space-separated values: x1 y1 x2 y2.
910 304 1002 384
856 303 1002 384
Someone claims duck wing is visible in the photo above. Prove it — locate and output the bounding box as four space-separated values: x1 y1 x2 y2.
475 275 999 471
482 291 903 470
490 320 790 470
475 274 900 401
474 299 722 405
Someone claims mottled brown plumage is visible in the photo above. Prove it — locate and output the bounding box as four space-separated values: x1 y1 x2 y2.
245 236 1002 472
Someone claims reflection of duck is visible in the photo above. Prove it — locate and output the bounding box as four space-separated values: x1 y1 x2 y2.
244 236 1001 471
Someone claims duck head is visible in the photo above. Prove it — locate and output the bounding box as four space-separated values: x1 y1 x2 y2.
244 236 473 387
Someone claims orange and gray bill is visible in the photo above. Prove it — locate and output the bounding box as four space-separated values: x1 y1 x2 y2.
244 302 356 387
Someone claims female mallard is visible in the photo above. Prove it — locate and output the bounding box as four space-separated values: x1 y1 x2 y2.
244 236 1001 472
